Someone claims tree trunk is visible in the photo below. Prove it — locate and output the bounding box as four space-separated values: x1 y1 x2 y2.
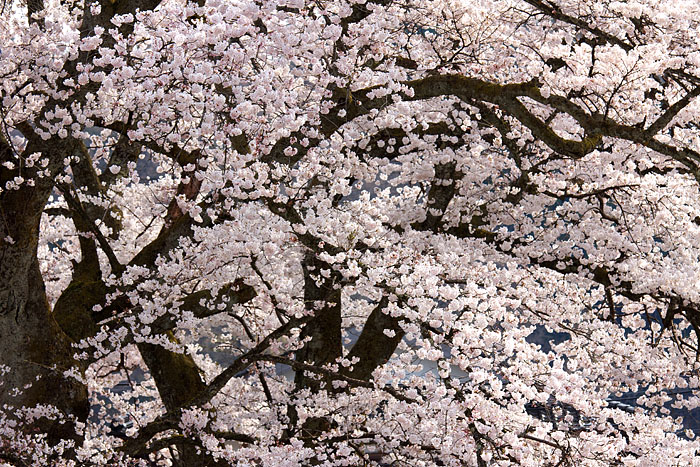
139 336 227 466
0 187 89 446
288 251 343 445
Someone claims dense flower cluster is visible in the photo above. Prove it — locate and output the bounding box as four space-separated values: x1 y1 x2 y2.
3 0 700 465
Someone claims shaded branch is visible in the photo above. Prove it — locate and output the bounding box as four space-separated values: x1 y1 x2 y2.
341 296 405 381
522 0 634 51
58 185 123 274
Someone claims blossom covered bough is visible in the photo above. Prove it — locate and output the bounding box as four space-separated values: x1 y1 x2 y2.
2 0 700 465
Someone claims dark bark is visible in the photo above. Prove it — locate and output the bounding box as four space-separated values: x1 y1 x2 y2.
138 335 226 467
289 251 343 443
295 251 343 391
342 297 405 381
0 185 88 446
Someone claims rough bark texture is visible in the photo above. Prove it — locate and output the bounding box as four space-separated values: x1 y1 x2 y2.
138 336 225 466
0 186 89 445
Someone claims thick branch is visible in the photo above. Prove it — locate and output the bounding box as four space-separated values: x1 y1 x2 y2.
342 297 405 381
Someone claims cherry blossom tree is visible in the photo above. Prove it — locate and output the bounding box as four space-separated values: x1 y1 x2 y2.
4 0 700 465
